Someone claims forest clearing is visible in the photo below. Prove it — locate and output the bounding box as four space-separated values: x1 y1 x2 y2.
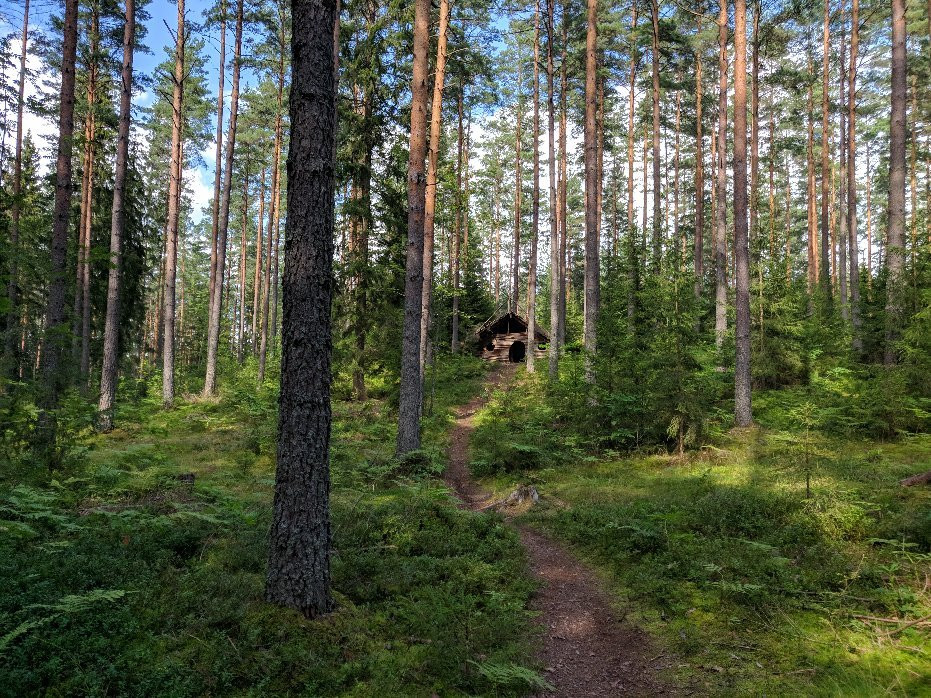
2 0 931 694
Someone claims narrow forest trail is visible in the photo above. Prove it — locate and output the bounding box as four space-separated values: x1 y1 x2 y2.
445 365 674 697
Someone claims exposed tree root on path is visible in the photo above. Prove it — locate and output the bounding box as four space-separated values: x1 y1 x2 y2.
444 365 675 696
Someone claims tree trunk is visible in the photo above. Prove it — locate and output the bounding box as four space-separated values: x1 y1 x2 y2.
251 168 266 351
162 0 185 409
583 0 599 377
558 2 568 346
258 10 286 383
714 0 728 349
650 0 662 267
451 88 464 354
209 0 227 314
694 17 704 298
396 0 430 455
237 165 250 363
734 0 752 427
750 1 760 245
627 2 640 321
419 0 450 381
838 12 848 318
512 58 523 314
547 0 559 376
5 0 29 371
265 0 337 619
884 0 907 365
204 0 244 396
97 0 135 432
75 5 100 382
674 79 681 265
848 0 861 349
806 55 817 295
36 0 78 459
819 0 831 296
527 0 540 372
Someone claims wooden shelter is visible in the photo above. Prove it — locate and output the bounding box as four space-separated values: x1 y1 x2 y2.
475 311 549 363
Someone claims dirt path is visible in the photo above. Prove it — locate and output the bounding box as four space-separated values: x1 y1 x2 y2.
445 366 673 697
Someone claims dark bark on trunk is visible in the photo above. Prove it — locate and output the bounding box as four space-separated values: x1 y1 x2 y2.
819 1 832 296
848 0 862 349
204 0 244 396
251 168 266 350
162 0 185 408
265 0 337 618
97 0 135 432
884 0 907 364
558 4 568 345
714 0 728 349
36 0 79 460
527 0 540 372
734 0 752 427
451 88 464 354
650 0 661 267
258 11 286 383
628 2 640 320
512 60 523 314
546 0 559 377
694 18 704 298
583 0 599 377
5 0 29 371
396 0 430 455
209 1 227 316
750 1 759 245
839 12 849 318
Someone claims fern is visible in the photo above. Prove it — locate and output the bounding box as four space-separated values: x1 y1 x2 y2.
470 660 554 691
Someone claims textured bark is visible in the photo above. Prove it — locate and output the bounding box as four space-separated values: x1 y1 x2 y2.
265 0 337 618
451 89 464 354
236 166 250 362
251 169 266 350
258 9 286 383
694 18 704 298
734 0 752 427
546 0 559 377
527 1 540 372
749 1 759 244
75 5 100 381
558 5 568 346
650 0 662 266
419 0 450 381
884 0 907 365
209 0 227 312
838 14 848 317
583 0 599 375
848 0 861 349
806 56 818 294
819 0 831 295
204 0 244 396
162 0 185 408
396 0 430 455
628 2 640 320
36 0 78 458
714 0 728 349
97 0 135 432
674 80 681 264
512 58 523 314
5 0 29 369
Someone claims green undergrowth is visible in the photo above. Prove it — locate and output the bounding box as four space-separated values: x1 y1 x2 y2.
0 355 542 696
472 370 931 696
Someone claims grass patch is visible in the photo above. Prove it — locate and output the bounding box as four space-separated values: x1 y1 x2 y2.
472 377 931 696
0 355 543 696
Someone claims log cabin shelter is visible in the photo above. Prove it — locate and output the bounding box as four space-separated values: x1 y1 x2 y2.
475 311 549 363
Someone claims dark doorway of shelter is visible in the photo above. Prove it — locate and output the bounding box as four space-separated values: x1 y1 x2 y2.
508 341 526 363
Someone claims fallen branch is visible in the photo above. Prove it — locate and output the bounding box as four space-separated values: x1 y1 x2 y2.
850 614 931 635
899 470 931 487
